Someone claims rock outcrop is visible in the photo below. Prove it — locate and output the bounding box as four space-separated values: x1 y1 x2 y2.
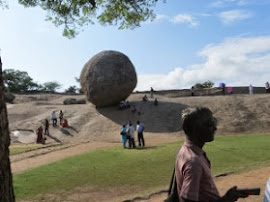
4 93 15 103
63 98 86 105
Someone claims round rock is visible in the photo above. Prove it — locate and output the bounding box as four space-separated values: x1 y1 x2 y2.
80 50 137 107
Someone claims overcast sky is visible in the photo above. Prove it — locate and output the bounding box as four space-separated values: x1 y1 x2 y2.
1 0 270 91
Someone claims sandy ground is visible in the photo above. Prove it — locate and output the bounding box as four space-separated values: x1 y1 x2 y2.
7 93 270 201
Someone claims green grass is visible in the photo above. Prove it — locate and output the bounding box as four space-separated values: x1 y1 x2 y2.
13 134 270 200
10 144 61 155
10 145 44 155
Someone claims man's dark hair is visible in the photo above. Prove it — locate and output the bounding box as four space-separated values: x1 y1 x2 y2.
181 106 214 137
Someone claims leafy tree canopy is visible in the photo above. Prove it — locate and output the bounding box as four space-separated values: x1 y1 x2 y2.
42 81 62 92
14 0 166 38
194 80 214 89
0 0 8 9
3 69 39 92
65 85 79 93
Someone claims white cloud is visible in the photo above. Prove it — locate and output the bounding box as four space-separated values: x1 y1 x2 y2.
219 9 252 24
171 14 199 27
155 14 169 21
211 0 249 7
135 36 270 91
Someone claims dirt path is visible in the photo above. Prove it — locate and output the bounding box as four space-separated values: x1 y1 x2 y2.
11 141 119 173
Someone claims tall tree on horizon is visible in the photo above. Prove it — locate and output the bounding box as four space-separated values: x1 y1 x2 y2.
0 56 15 201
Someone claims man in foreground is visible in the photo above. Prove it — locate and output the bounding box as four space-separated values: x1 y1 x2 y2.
176 107 248 202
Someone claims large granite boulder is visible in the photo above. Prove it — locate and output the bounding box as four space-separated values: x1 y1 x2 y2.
80 50 137 107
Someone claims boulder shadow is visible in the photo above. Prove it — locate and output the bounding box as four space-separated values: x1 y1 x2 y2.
97 100 188 133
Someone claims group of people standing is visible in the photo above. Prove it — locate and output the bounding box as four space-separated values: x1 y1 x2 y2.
50 110 64 127
36 110 68 144
120 121 145 149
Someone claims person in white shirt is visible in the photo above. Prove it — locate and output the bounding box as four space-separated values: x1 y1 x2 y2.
50 111 57 126
127 122 136 148
249 84 253 95
136 121 145 146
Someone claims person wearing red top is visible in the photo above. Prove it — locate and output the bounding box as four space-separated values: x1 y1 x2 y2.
176 107 248 202
61 119 68 128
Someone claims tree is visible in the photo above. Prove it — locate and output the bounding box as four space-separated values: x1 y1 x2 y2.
16 0 165 38
194 83 204 89
3 69 39 92
202 80 214 88
65 85 79 94
0 57 15 202
194 80 214 89
74 77 83 93
41 81 62 92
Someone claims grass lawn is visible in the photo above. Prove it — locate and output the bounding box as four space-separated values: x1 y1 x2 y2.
10 143 61 155
10 145 45 156
13 134 270 200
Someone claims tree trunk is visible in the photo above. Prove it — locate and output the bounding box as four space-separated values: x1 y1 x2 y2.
0 56 15 201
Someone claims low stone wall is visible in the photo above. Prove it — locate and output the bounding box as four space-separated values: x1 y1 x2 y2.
136 86 267 97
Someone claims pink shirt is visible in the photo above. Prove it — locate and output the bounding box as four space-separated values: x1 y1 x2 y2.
175 139 220 201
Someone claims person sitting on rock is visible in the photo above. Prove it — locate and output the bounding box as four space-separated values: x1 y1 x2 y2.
119 100 131 110
131 105 137 114
142 95 148 102
61 119 69 128
119 100 126 110
125 100 130 108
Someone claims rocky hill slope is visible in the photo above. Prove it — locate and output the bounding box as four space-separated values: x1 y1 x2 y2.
6 92 270 145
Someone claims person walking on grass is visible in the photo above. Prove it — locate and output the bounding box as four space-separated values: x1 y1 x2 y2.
174 106 249 202
136 121 145 147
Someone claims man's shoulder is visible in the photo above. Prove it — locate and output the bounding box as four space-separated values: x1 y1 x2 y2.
178 147 203 163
